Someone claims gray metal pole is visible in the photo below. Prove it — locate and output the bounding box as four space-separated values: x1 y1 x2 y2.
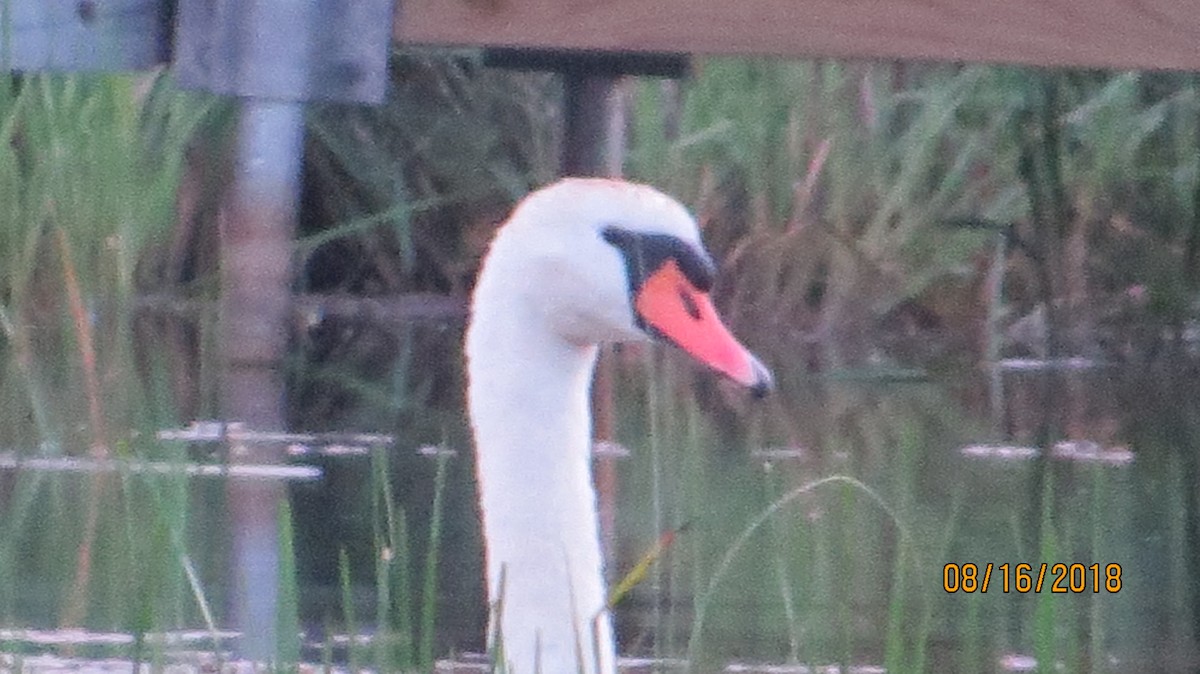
220 100 305 365
220 98 306 665
178 0 394 663
561 73 627 580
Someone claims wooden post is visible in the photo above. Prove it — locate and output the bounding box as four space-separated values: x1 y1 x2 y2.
484 46 686 577
559 72 627 571
558 68 628 453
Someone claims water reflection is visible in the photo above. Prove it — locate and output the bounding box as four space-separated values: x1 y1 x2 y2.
0 310 1198 671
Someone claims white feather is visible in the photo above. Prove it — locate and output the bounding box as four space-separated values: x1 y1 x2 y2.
466 178 706 674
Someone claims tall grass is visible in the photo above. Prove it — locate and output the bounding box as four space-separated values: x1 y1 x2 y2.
0 75 217 646
0 72 227 667
623 62 1200 360
293 54 1200 363
0 72 215 454
301 53 559 296
0 73 213 306
323 446 449 672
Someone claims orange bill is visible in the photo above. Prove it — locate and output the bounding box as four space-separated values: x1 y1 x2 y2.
634 260 772 393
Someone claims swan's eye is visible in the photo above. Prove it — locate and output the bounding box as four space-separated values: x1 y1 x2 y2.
600 225 716 295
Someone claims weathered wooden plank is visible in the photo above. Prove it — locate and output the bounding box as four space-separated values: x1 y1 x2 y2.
394 0 1200 71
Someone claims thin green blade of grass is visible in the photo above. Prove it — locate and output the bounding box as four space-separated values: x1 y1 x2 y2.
1033 472 1057 673
339 547 362 672
761 463 803 664
608 523 691 609
0 470 50 617
276 497 301 668
370 447 397 669
420 453 450 670
391 503 416 668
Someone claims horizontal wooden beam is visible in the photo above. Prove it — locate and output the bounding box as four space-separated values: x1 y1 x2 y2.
394 0 1200 72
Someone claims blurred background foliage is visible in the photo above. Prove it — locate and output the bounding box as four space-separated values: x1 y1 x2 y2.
289 55 1200 370
2 53 1199 368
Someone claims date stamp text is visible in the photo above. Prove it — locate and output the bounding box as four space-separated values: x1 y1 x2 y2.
943 562 1122 593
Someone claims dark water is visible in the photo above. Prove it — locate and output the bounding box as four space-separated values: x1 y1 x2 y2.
0 314 1197 672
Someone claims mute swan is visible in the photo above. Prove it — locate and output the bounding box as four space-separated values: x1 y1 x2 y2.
466 178 772 674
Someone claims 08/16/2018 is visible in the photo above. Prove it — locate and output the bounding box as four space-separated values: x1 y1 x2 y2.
943 562 1122 593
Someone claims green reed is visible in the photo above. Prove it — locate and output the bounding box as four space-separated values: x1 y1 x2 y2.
327 445 448 673
621 61 1200 355
276 498 301 668
0 72 214 458
0 73 212 306
338 548 362 671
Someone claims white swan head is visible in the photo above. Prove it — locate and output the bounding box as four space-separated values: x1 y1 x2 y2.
467 177 771 674
473 177 772 393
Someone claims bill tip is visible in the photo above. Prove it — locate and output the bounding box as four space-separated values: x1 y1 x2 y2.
747 356 773 398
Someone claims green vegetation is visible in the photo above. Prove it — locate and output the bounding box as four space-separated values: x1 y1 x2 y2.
5 59 1198 365
0 71 218 453
296 57 1200 366
0 73 215 305
0 54 1196 673
624 63 1200 361
614 353 1147 672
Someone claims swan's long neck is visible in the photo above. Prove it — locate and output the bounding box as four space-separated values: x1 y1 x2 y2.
466 273 616 674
